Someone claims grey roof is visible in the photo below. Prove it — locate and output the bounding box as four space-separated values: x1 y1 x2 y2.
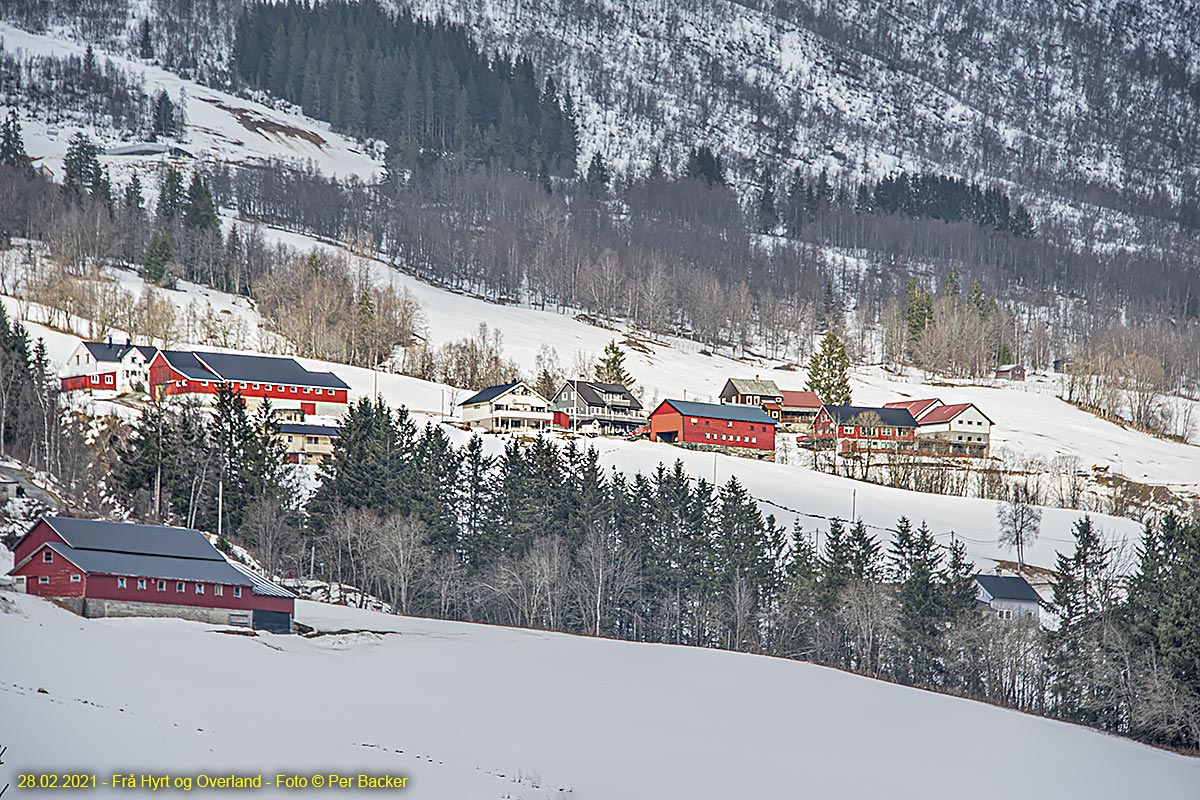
45 516 225 561
230 562 296 598
460 382 520 407
159 350 221 380
193 352 349 389
725 378 782 397
279 423 341 437
46 542 254 587
657 399 776 424
83 341 157 363
558 380 643 411
821 405 919 428
975 574 1041 602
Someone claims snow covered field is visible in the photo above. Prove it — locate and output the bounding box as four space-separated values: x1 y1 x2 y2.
2 589 1197 799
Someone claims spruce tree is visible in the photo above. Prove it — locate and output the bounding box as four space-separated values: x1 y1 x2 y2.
157 166 184 223
142 230 174 283
595 340 634 387
806 331 851 405
585 152 610 195
183 173 219 231
0 110 32 176
138 18 153 60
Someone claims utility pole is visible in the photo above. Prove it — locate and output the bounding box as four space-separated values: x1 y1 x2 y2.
217 478 223 540
851 488 856 521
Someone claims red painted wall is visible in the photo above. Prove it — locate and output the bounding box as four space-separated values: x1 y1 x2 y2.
85 574 293 613
12 520 61 566
16 545 86 598
649 404 775 451
60 372 115 392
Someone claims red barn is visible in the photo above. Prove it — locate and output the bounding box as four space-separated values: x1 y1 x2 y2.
812 404 919 454
8 516 295 633
648 399 776 457
149 350 349 415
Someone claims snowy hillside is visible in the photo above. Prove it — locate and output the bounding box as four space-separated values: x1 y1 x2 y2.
0 23 381 180
393 0 1200 206
2 590 1198 799
6 221 1194 571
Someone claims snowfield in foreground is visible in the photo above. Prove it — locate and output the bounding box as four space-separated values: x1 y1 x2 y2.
2 591 1198 799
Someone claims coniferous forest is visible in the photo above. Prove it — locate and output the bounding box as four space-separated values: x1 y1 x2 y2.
233 0 579 175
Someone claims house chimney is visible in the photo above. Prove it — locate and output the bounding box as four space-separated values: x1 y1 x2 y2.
105 335 111 345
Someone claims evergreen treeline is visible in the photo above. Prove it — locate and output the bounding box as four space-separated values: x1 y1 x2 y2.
233 0 579 174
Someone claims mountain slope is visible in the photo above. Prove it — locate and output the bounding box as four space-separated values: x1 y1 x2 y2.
3 589 1198 798
395 0 1200 213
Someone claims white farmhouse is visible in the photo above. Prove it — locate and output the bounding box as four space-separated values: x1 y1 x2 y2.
460 381 553 433
60 340 158 396
974 574 1041 623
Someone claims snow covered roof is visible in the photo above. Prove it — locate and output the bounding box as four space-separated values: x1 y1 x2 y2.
279 423 341 437
656 399 776 424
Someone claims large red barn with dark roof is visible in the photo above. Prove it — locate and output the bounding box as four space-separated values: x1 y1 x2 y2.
8 516 294 632
648 399 776 457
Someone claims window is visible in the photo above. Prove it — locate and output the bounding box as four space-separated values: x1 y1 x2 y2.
195 583 205 594
290 386 297 393
233 587 242 598
70 574 81 583
117 577 127 589
751 437 757 443
214 585 223 597
105 374 113 384
307 436 318 445
727 420 733 427
38 576 49 584
303 387 310 394
176 582 185 593
691 418 698 424
43 550 54 563
252 383 260 389
157 580 166 592
137 578 147 590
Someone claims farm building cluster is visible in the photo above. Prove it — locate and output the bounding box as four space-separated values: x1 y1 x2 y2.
460 375 995 462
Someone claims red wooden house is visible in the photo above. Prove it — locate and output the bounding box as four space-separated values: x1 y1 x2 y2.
149 350 349 415
812 404 919 454
648 399 776 457
8 516 295 632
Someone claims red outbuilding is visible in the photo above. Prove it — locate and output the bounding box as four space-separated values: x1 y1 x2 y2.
648 399 776 457
8 516 295 633
149 349 349 415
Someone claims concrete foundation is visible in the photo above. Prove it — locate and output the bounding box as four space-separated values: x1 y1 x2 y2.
80 598 252 627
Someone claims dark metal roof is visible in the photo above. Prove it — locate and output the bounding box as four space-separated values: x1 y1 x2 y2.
559 380 643 411
83 341 157 363
45 542 254 586
279 423 341 437
821 405 919 428
974 574 1041 602
657 399 777 424
45 516 225 561
460 382 520 406
193 352 349 390
230 562 296 598
159 350 221 380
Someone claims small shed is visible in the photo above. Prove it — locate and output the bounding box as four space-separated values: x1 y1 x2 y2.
995 364 1026 381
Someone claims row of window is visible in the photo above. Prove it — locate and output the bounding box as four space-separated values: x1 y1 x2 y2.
704 432 759 444
114 575 242 598
183 379 339 396
689 418 771 432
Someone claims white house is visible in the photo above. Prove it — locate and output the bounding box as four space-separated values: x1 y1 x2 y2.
60 340 159 396
974 574 1040 623
911 402 993 457
460 381 553 432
